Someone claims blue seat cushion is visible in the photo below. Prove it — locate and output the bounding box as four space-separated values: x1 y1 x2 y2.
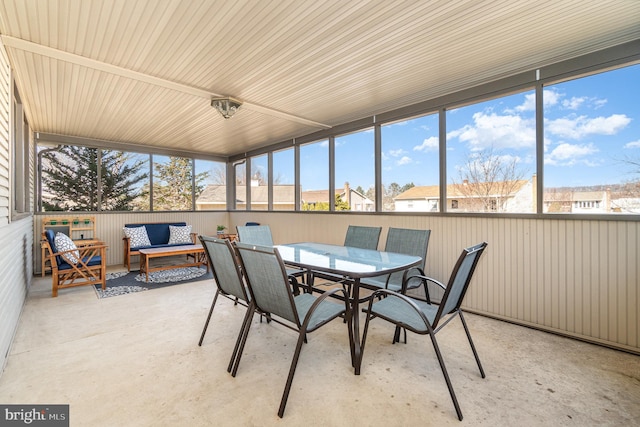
124 222 187 246
129 243 194 251
58 256 103 270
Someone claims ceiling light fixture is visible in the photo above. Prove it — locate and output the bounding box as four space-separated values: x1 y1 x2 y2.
211 96 242 119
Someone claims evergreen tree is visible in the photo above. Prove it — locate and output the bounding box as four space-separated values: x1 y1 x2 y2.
152 156 209 210
41 146 148 211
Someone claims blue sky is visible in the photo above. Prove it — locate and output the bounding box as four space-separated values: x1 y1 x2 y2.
272 63 639 192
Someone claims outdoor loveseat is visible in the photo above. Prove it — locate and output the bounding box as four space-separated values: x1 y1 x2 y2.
123 222 197 271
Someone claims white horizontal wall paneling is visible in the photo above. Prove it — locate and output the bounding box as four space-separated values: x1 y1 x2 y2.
0 217 32 372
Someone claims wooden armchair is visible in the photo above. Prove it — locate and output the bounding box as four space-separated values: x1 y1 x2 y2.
42 230 107 297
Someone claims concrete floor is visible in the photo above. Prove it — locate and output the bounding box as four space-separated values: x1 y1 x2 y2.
1 272 639 427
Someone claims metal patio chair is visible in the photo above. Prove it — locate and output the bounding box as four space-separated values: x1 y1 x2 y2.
198 236 254 373
236 224 306 282
359 227 431 293
344 225 382 250
233 242 354 418
361 242 488 421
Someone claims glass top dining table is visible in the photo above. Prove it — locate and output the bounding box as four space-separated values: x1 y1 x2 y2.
277 242 422 375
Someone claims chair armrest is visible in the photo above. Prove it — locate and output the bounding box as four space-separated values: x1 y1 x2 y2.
48 243 107 264
301 287 351 333
402 273 445 303
288 275 301 296
190 232 198 244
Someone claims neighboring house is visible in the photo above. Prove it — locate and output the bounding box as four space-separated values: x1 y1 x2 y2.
196 182 296 210
394 179 640 214
544 186 640 214
301 183 374 211
394 178 534 213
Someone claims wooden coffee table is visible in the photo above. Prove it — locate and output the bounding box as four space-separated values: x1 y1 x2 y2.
138 245 208 282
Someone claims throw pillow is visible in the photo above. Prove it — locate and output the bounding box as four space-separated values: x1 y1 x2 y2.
54 232 80 264
168 225 193 244
124 226 152 248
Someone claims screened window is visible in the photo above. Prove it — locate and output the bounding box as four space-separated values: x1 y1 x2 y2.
250 154 268 210
446 90 536 213
195 159 225 210
300 140 329 210
543 63 640 214
235 161 247 210
335 129 374 212
273 148 295 211
152 155 193 211
382 114 440 212
100 149 149 211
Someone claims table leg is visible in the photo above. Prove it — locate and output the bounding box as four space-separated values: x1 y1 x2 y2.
140 253 150 282
352 278 362 375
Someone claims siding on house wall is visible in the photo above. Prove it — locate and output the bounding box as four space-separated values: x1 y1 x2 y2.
0 40 33 372
0 41 9 226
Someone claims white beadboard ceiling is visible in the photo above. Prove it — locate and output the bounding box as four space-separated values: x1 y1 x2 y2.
0 0 639 157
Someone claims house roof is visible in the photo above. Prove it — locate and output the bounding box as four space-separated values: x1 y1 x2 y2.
1 1 638 158
395 180 530 200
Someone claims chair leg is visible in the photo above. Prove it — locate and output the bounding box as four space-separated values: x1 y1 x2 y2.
231 305 255 377
360 300 376 368
392 326 407 344
428 332 463 421
278 327 308 418
228 306 255 373
198 291 220 346
458 311 485 378
52 275 59 298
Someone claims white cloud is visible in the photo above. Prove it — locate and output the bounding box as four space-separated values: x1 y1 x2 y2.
562 96 587 110
545 142 599 166
513 93 536 112
624 140 640 149
547 114 631 139
449 112 535 150
397 156 413 165
561 96 607 111
511 89 561 113
543 89 562 108
413 136 438 152
512 89 607 114
388 149 406 157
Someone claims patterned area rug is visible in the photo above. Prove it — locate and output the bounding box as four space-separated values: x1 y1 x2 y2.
94 267 212 299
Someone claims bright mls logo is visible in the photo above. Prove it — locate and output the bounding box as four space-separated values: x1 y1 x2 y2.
1 405 68 426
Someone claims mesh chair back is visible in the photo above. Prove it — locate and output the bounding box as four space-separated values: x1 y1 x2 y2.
436 242 488 322
384 227 431 286
384 228 430 267
200 236 249 302
237 225 275 246
235 242 299 325
344 225 382 250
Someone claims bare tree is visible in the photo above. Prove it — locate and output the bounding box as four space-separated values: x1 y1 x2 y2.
453 147 528 212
